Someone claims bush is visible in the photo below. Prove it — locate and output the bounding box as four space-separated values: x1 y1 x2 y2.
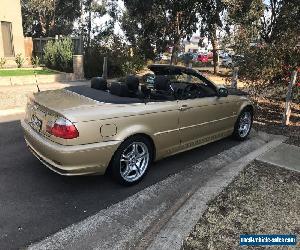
84 36 146 78
43 38 73 72
15 53 24 68
31 56 40 68
0 57 6 69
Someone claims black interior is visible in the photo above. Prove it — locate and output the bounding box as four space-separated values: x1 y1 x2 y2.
67 65 221 104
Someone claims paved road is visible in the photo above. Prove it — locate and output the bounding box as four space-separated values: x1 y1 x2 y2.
0 115 239 250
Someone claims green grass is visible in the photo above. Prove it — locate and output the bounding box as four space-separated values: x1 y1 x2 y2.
0 69 57 77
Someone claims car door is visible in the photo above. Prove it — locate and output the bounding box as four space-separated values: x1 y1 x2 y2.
145 100 181 159
178 75 237 147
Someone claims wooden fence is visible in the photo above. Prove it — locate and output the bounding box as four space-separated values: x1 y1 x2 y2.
32 36 83 62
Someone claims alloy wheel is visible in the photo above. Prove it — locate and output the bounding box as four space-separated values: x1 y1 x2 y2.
119 142 149 182
238 111 252 138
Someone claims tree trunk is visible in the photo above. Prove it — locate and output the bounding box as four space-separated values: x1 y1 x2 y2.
170 39 179 65
211 27 219 75
231 67 239 89
170 12 180 65
283 70 297 125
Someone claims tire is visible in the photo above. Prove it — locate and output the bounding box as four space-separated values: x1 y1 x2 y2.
233 109 253 141
110 135 153 186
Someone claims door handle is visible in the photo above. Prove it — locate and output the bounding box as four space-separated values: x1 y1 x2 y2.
180 104 190 111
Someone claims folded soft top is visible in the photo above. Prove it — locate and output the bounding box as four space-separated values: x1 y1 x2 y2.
65 85 144 104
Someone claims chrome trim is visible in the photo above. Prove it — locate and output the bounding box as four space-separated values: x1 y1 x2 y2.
179 115 237 131
154 115 237 136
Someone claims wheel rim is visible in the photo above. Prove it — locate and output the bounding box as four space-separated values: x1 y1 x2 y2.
120 142 149 182
238 111 252 138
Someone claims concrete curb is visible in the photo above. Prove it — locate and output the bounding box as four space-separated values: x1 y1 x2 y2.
147 137 285 250
26 132 285 250
0 107 25 117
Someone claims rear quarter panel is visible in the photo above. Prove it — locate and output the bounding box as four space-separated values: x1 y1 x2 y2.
62 101 181 159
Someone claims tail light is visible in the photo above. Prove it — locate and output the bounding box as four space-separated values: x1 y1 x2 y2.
47 117 79 139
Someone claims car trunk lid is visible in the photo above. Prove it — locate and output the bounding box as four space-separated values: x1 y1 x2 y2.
25 89 99 143
32 88 98 111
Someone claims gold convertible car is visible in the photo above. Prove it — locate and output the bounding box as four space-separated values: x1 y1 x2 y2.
21 64 253 185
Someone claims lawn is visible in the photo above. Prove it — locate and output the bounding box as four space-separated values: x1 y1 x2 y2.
183 162 300 250
0 68 57 77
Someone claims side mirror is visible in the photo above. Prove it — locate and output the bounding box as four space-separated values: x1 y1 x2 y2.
218 87 228 97
142 73 155 88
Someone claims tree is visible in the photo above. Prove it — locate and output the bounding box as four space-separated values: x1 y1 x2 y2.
74 0 120 50
21 0 81 37
227 0 299 82
121 1 168 60
227 0 300 125
122 0 198 64
197 0 227 74
165 0 199 64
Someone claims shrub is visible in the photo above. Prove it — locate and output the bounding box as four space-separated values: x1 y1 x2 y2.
84 36 146 78
43 38 73 72
15 53 24 68
0 57 6 69
31 56 40 68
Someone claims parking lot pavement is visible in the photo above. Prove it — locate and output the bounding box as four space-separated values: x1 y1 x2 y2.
0 115 241 250
257 143 300 173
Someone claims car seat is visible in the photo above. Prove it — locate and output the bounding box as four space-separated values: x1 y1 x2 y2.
125 75 140 97
151 75 175 100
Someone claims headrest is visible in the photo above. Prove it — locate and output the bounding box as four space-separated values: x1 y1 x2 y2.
110 82 129 97
154 75 171 91
91 77 107 90
125 75 139 92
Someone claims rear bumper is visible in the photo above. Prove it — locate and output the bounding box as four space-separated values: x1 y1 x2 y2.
21 120 121 176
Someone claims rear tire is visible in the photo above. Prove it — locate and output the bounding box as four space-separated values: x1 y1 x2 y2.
233 109 253 141
110 135 153 186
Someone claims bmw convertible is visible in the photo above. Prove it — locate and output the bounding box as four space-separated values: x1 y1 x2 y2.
21 64 253 185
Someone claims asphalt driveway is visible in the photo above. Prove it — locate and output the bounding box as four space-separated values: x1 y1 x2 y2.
0 115 239 250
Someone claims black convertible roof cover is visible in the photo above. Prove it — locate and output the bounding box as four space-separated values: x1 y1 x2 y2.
65 85 144 104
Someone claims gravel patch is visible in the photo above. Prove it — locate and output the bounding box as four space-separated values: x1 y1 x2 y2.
183 162 300 250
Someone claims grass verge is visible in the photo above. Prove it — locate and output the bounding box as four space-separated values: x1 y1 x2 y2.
0 69 57 77
183 162 300 250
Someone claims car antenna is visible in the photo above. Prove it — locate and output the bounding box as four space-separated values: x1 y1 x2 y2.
34 71 40 92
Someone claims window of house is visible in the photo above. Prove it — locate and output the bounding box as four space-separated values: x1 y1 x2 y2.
1 21 14 57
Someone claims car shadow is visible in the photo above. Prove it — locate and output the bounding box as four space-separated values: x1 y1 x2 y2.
0 118 239 249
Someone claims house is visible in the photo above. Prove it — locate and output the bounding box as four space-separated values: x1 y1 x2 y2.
182 36 212 53
0 0 25 66
183 36 200 53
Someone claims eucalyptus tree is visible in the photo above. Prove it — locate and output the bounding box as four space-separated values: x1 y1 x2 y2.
227 0 300 125
122 0 199 64
196 0 227 74
21 0 81 37
226 0 299 83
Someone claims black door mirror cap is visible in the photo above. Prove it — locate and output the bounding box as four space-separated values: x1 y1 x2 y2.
218 87 228 97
